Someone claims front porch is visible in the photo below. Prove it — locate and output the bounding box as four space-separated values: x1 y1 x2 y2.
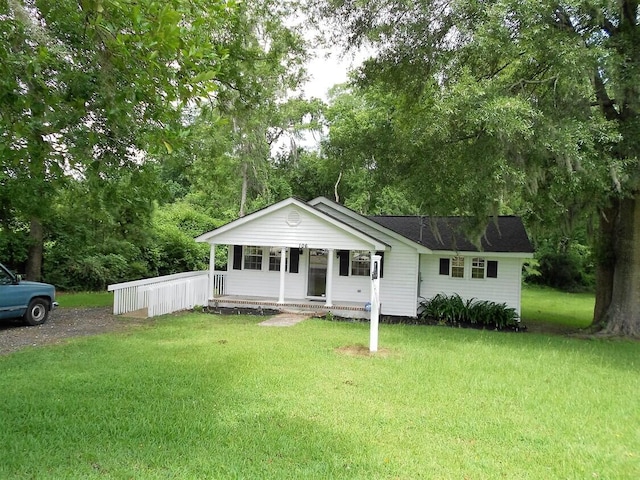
209 295 370 319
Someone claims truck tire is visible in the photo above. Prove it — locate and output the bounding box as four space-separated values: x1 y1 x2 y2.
24 298 50 326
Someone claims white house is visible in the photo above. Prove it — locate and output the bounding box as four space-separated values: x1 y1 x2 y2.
195 197 534 319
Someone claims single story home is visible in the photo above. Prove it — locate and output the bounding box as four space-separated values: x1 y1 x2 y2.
195 197 534 319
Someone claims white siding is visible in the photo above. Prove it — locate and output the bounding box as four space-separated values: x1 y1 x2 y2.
225 246 307 299
223 243 419 317
208 206 383 251
419 255 524 314
313 203 420 317
378 243 419 317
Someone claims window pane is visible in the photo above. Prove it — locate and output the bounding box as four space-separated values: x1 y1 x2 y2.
269 247 288 271
351 251 370 276
472 257 485 279
451 256 464 278
244 246 263 270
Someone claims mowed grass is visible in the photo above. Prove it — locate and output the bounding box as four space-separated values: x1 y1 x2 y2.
521 284 595 330
56 291 113 308
1 313 638 478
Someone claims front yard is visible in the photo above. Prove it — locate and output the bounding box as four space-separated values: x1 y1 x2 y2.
0 308 637 478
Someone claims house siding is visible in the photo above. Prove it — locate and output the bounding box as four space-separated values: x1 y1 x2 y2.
419 255 524 315
207 206 382 251
313 203 420 317
225 246 308 299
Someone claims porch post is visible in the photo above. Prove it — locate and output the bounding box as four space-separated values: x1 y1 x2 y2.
325 248 334 307
278 246 286 304
208 243 216 300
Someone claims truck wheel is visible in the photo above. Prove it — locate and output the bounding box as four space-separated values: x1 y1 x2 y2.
24 298 50 326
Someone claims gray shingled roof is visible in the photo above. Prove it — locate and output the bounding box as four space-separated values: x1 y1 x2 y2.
367 216 534 253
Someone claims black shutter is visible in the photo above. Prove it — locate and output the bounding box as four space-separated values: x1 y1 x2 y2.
375 251 385 278
487 260 498 278
439 258 450 275
337 250 350 276
290 248 300 274
233 245 242 270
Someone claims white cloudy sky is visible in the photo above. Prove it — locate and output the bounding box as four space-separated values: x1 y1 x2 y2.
301 44 372 100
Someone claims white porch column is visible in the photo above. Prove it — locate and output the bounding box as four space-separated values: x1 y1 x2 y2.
208 243 216 300
325 248 334 307
278 247 286 304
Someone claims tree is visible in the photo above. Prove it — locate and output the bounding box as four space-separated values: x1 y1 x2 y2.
0 0 236 280
317 0 640 336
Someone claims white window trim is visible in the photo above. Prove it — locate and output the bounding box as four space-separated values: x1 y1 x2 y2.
351 250 370 276
243 245 263 271
451 256 465 278
471 257 486 279
268 247 289 272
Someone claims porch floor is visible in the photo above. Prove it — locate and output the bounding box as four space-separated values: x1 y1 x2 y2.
208 295 369 319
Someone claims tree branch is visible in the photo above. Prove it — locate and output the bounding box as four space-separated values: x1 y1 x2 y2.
591 70 619 121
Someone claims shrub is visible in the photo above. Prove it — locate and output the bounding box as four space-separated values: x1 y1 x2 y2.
527 241 595 292
418 294 519 330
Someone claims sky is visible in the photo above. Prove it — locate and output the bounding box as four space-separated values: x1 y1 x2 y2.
304 48 351 100
302 44 371 100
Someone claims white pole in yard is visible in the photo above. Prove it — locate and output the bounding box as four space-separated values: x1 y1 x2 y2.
369 254 381 352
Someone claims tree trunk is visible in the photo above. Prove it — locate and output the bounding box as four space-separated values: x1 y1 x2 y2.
25 217 43 281
239 162 248 218
600 195 640 337
592 202 617 327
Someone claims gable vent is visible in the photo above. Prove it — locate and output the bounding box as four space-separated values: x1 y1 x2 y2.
286 209 302 226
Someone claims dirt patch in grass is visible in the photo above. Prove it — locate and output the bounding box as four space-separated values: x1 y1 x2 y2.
335 344 393 357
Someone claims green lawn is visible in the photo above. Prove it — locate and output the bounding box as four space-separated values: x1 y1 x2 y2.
521 284 595 330
56 291 113 308
1 312 637 479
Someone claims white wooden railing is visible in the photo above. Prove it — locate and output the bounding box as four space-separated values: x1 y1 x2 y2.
108 271 227 317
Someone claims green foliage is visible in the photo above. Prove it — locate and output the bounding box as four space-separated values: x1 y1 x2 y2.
527 240 595 292
419 294 520 330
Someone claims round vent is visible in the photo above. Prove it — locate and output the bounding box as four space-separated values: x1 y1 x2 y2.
286 209 302 226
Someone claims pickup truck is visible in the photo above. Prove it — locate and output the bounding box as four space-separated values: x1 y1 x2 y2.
0 262 58 325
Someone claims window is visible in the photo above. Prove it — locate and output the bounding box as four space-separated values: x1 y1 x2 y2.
269 247 288 271
0 268 13 285
243 246 263 270
351 251 370 276
472 257 485 279
451 256 465 278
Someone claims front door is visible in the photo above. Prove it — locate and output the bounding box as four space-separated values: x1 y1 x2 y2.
307 249 327 297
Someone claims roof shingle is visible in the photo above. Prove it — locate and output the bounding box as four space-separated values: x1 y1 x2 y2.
367 215 533 253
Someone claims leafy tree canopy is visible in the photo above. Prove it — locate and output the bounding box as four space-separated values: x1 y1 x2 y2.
316 0 640 336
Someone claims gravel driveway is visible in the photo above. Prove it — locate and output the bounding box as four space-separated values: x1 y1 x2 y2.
0 307 150 356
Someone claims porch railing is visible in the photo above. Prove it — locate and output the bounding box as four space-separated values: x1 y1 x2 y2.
108 271 225 317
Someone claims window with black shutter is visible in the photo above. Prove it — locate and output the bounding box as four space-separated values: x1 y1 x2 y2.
439 258 450 275
233 245 242 270
337 250 350 276
375 251 385 278
487 260 498 278
290 248 301 274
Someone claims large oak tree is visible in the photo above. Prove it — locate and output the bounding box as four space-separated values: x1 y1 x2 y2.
318 0 640 336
